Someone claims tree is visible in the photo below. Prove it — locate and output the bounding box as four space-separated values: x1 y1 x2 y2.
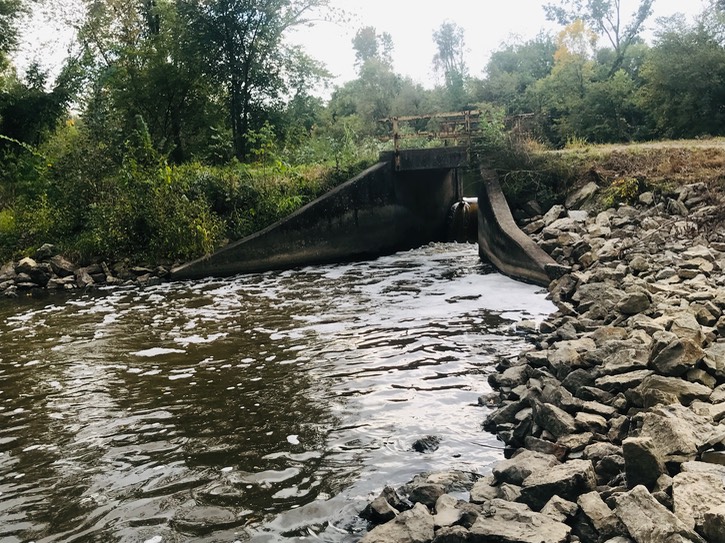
432 21 468 110
179 0 329 161
638 20 725 138
544 0 654 74
0 0 23 65
478 33 556 114
352 25 393 70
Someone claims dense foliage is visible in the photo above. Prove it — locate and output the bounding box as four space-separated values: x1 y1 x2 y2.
1 0 724 263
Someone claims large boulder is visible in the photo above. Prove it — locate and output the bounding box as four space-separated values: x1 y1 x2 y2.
467 499 570 543
519 459 597 511
622 437 666 490
672 471 725 533
614 485 706 543
360 502 434 543
492 449 560 486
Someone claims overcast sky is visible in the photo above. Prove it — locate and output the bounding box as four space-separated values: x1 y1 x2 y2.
289 0 709 91
16 0 709 94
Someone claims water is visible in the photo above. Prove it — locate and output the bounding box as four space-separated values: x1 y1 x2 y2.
0 243 554 542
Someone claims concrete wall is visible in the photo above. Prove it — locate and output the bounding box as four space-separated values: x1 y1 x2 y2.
171 159 459 280
477 169 569 287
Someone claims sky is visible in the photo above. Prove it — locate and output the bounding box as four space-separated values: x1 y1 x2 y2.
16 0 710 94
288 0 710 92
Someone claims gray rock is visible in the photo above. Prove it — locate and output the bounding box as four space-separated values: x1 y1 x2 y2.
636 405 713 464
75 268 95 289
492 449 560 486
433 494 462 529
567 182 599 209
703 342 725 379
615 485 706 543
672 471 725 532
468 499 571 543
408 483 445 509
617 291 651 315
49 255 76 277
361 502 434 543
361 495 398 524
469 475 499 504
540 495 579 522
622 437 666 490
519 459 597 511
650 338 705 377
533 401 577 438
15 256 37 274
702 504 725 543
576 491 627 542
595 370 653 393
669 312 703 344
543 205 567 226
34 243 57 261
630 375 712 407
172 505 242 535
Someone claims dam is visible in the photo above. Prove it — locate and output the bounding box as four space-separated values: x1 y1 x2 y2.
171 146 568 286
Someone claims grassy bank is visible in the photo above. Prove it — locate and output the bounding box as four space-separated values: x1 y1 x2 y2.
494 138 725 212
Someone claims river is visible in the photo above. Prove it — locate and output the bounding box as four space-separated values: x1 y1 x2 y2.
0 242 554 542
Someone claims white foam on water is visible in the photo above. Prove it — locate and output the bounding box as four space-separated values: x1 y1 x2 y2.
132 348 186 357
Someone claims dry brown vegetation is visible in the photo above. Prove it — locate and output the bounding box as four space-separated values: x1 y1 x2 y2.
547 138 725 194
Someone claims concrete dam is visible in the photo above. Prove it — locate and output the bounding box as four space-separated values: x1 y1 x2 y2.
170 147 568 287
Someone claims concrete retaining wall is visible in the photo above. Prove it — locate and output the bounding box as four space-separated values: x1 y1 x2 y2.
171 159 459 280
477 169 569 286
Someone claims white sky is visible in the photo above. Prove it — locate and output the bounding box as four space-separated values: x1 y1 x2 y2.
289 0 709 91
16 0 709 95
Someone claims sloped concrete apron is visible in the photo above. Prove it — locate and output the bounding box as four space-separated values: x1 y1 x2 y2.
477 168 570 287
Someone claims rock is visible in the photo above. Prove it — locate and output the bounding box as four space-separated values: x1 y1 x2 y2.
595 370 653 393
433 494 462 529
468 499 571 543
672 471 725 532
650 338 705 377
524 436 569 462
408 483 445 509
34 243 57 261
492 449 560 486
469 475 499 504
576 491 627 542
622 437 666 490
702 505 725 543
669 312 703 344
519 459 597 511
617 291 651 315
540 495 579 522
49 255 76 277
543 204 567 226
533 401 577 438
361 502 434 543
703 342 725 379
615 485 706 543
75 268 95 289
636 405 713 464
630 375 712 407
360 494 398 524
599 345 649 376
567 182 599 209
15 256 37 274
412 435 441 453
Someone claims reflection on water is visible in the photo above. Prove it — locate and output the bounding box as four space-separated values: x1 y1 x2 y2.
0 243 554 542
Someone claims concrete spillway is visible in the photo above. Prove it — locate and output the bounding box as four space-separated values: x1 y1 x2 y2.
171 148 568 287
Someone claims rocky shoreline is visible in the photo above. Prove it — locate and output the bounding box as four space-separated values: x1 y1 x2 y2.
0 244 171 298
358 181 725 543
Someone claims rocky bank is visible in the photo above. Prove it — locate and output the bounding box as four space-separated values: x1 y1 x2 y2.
357 181 725 543
0 244 171 298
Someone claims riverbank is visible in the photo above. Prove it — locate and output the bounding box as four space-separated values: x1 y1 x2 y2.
357 179 725 541
0 244 171 298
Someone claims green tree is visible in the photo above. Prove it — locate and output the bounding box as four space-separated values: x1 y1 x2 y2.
638 20 725 138
544 0 654 74
0 0 23 67
477 33 556 114
432 20 468 110
179 0 329 161
352 25 393 69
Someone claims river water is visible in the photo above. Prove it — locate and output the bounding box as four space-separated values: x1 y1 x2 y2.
0 243 554 543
